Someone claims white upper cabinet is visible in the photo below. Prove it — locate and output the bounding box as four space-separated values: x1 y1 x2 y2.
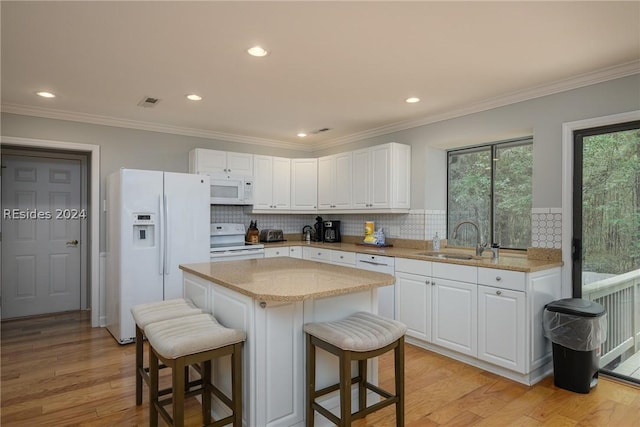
189 148 253 175
352 143 410 212
318 152 352 211
291 158 317 211
253 155 291 211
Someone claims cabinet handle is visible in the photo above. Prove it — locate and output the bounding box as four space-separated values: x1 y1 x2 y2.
260 301 267 308
425 280 430 285
496 276 502 281
340 255 344 259
496 290 502 296
431 281 436 286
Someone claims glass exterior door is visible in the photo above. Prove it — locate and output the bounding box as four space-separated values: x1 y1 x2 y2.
573 120 640 383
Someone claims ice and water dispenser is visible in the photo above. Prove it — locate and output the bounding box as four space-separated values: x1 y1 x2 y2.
132 213 155 247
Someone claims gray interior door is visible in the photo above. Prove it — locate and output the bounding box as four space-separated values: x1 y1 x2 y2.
1 154 82 318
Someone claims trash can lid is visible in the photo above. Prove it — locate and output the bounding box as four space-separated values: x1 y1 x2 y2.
545 298 605 317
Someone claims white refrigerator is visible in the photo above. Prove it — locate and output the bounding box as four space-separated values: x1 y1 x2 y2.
106 168 209 344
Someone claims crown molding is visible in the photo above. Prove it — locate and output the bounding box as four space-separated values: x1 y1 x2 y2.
313 60 640 151
2 60 638 153
0 103 314 153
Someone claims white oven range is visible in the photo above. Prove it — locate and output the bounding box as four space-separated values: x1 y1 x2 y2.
210 223 264 262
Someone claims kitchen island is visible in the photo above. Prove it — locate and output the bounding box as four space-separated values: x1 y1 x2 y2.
179 257 395 427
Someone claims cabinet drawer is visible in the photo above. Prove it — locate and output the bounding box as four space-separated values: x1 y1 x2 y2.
303 247 331 262
432 262 477 283
264 247 288 258
331 250 356 266
478 268 525 292
395 258 432 276
289 246 302 259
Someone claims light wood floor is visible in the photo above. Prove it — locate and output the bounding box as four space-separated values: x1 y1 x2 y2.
1 311 639 427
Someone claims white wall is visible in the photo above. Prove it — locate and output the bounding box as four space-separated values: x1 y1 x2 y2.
2 74 639 235
317 74 640 210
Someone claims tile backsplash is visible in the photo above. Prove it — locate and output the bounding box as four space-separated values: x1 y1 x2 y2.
211 206 561 248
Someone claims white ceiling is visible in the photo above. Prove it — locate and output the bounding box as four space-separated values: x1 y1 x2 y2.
2 1 639 152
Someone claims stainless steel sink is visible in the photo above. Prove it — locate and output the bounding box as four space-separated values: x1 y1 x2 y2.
416 252 474 260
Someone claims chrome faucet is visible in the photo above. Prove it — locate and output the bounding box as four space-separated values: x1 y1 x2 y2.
452 221 487 256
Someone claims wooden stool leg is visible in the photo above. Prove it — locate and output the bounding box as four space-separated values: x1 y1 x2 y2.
358 359 367 411
173 358 186 427
232 342 243 427
149 348 159 427
202 360 212 424
306 334 316 427
135 325 144 405
395 337 405 427
339 351 352 427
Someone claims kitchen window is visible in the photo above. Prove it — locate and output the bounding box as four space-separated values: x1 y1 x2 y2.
447 138 532 250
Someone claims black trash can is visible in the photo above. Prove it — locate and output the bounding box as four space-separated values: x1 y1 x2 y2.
543 298 607 394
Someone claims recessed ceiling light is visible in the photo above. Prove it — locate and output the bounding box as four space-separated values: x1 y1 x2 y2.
405 97 420 103
186 94 202 101
36 91 56 98
297 132 307 138
247 46 268 57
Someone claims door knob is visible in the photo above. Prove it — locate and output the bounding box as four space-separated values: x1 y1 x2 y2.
66 239 79 246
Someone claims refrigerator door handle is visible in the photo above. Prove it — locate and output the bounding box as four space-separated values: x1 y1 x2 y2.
164 194 171 274
158 195 164 276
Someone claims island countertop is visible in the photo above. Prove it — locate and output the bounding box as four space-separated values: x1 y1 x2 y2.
179 257 395 302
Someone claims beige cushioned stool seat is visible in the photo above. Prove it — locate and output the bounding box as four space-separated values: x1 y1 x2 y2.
131 298 202 330
303 311 407 352
145 313 246 359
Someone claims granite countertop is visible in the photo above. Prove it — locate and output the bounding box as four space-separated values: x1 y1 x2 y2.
179 257 395 302
264 240 563 273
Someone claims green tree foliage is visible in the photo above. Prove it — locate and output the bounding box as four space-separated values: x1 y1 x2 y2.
448 142 532 249
582 129 640 275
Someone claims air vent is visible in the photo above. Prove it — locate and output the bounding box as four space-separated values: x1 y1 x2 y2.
138 96 161 108
310 127 331 134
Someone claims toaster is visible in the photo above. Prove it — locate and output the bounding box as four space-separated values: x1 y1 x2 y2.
259 229 285 242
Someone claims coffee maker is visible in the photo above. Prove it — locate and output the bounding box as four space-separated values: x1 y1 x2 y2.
323 220 341 243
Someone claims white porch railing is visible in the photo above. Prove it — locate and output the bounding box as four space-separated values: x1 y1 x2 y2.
583 268 640 367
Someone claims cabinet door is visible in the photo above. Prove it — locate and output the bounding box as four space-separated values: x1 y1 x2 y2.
478 285 526 373
291 158 317 211
253 155 274 209
272 157 291 210
226 152 253 175
369 144 391 208
190 148 227 174
333 152 353 209
396 272 431 341
432 278 477 356
317 156 334 209
254 301 304 426
352 148 370 208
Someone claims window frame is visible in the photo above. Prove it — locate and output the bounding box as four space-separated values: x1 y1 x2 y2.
446 136 533 251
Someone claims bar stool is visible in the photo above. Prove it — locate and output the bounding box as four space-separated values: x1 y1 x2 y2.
145 313 245 427
130 298 203 405
304 311 407 427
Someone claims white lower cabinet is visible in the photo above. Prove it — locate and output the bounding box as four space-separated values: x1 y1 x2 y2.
395 271 431 341
395 258 561 385
477 285 526 373
431 278 478 357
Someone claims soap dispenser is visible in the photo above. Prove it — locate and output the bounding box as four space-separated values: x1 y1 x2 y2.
432 232 440 251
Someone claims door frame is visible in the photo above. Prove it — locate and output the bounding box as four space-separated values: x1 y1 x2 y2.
2 148 88 314
561 110 640 298
1 136 100 326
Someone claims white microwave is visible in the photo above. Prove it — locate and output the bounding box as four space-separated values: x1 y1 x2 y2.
209 173 254 205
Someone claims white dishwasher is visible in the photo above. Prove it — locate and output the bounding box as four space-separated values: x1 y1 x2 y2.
355 253 396 319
